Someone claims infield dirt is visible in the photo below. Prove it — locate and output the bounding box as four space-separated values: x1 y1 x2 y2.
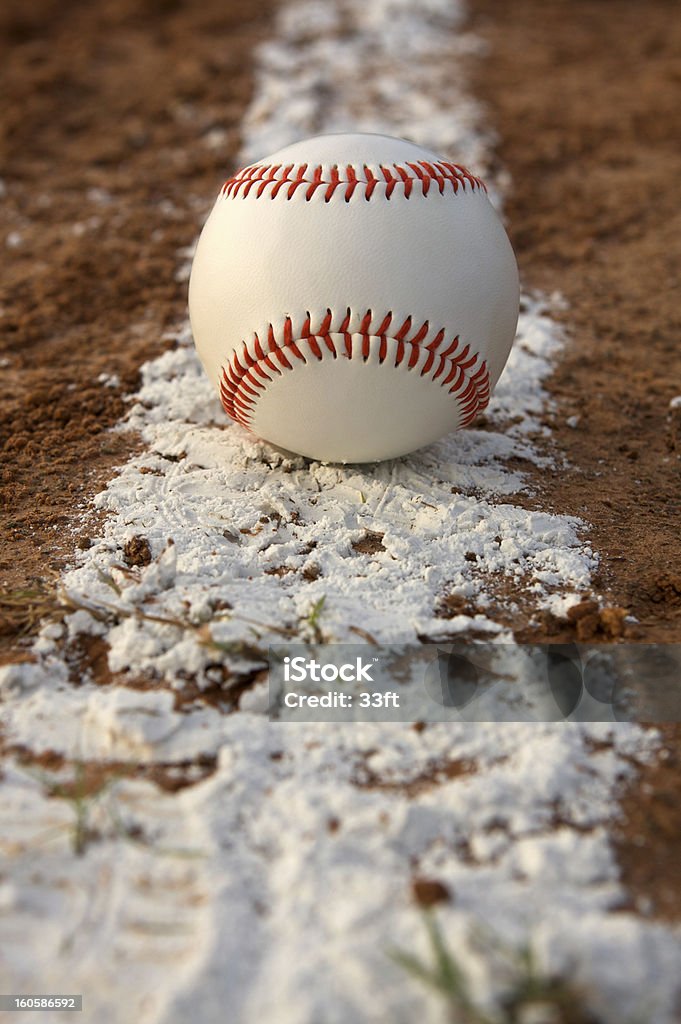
473 0 681 645
0 0 276 654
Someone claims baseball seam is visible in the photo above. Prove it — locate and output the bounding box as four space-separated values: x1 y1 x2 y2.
221 160 486 203
219 309 490 433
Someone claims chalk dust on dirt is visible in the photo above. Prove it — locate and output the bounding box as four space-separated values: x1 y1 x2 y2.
0 0 276 662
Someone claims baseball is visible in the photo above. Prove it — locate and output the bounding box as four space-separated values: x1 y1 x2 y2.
188 132 519 463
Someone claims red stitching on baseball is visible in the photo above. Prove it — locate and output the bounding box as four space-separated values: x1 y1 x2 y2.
427 328 446 351
309 337 323 359
221 160 487 202
376 312 393 335
395 316 412 341
382 165 397 200
359 310 373 334
364 165 378 199
218 310 490 434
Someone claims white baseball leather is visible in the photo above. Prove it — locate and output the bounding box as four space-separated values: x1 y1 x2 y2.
188 132 519 463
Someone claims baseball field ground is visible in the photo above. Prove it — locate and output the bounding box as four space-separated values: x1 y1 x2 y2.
1 1 680 1021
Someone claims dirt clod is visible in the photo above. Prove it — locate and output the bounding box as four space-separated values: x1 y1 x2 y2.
412 877 451 908
352 531 386 555
651 573 681 607
123 536 152 568
436 593 477 619
542 598 630 641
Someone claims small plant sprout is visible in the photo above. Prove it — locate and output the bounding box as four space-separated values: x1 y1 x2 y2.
304 595 327 643
391 912 602 1024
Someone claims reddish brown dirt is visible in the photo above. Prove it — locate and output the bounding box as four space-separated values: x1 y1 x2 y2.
612 724 681 923
472 0 681 644
471 0 681 925
0 0 276 659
